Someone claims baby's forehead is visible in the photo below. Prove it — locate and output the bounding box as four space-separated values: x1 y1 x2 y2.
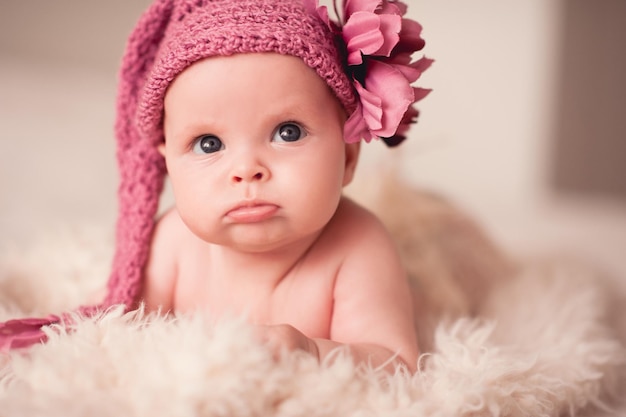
166 52 341 107
162 52 346 138
175 53 328 86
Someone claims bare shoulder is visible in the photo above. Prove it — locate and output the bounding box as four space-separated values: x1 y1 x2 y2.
328 197 407 285
143 208 187 313
326 196 399 257
326 197 419 367
148 207 190 262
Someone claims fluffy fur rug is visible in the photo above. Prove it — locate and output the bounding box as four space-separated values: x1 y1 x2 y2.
0 182 624 417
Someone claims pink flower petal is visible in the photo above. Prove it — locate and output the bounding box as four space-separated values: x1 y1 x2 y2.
362 60 414 137
389 52 411 66
375 13 402 57
413 87 432 102
304 0 334 31
354 80 383 130
344 107 366 143
378 1 402 16
304 0 341 34
344 104 377 143
394 18 425 54
411 56 434 73
383 104 418 146
316 5 334 30
343 12 385 65
343 12 401 64
389 60 420 83
308 0 431 146
345 0 381 17
391 1 408 15
384 54 433 83
386 56 433 84
400 104 419 125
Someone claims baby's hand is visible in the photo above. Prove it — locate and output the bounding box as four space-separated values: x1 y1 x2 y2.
255 324 319 360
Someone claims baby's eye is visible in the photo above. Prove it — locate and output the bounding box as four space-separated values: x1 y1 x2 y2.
272 122 306 143
192 135 223 154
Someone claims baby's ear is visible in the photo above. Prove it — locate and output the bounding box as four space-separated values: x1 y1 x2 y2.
342 142 361 186
157 142 166 157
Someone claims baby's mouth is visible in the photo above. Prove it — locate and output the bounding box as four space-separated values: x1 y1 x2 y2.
226 202 279 223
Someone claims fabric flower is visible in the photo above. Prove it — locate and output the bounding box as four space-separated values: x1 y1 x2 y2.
305 0 433 146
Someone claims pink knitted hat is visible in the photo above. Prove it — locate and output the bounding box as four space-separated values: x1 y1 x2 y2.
0 0 431 350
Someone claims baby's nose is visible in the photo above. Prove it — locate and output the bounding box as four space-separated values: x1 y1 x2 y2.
230 160 270 183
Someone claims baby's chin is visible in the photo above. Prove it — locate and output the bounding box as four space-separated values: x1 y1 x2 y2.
208 227 323 255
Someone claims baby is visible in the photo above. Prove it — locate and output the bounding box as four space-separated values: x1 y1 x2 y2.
0 0 431 372
146 52 418 369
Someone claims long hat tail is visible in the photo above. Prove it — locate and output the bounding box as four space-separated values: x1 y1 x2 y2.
0 0 174 352
103 0 174 309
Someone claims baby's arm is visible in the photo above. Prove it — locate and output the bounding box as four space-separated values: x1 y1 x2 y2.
324 201 418 371
142 208 179 313
260 199 419 372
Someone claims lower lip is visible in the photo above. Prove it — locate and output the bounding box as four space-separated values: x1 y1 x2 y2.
226 204 279 223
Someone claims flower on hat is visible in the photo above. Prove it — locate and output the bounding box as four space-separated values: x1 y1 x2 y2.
305 0 433 146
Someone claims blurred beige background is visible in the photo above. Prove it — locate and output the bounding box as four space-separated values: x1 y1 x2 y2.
1 0 625 284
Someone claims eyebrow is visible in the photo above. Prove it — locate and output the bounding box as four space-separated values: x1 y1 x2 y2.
263 98 322 122
163 113 223 143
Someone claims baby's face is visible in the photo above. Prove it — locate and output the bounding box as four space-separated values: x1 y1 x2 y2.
161 53 359 252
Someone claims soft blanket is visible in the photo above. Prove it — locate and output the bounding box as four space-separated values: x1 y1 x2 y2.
0 182 624 417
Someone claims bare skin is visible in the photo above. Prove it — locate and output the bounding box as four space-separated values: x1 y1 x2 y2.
143 53 419 371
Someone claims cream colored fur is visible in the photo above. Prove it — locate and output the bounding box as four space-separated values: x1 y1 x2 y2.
0 179 624 416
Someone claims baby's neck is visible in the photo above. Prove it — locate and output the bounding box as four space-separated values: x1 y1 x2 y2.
206 232 321 289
